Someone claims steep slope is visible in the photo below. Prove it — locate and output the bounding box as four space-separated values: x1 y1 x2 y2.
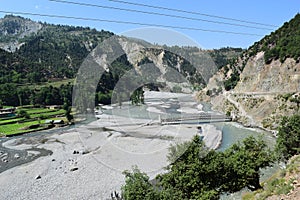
199 14 300 130
0 15 114 83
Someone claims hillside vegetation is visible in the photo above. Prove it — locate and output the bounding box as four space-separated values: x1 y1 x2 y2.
248 13 300 63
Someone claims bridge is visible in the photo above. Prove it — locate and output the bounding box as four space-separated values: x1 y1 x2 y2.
161 113 232 125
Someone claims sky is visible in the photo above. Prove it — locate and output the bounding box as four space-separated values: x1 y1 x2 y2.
0 0 299 49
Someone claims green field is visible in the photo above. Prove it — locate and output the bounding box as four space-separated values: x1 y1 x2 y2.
25 108 57 114
0 117 25 125
30 109 65 118
0 107 67 136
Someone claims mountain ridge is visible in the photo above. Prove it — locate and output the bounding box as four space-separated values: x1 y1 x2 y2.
0 15 242 107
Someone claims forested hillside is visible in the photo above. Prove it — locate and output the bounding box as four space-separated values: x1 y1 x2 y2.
0 16 114 83
248 13 300 63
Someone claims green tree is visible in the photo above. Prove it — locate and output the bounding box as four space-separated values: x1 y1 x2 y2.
63 98 73 123
275 115 300 161
119 135 275 199
121 167 160 200
224 136 275 191
159 135 221 199
130 88 144 105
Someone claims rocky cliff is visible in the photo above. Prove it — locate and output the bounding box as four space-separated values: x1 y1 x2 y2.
198 14 300 130
0 15 42 52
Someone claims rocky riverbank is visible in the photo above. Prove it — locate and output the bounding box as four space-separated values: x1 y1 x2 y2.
0 91 223 200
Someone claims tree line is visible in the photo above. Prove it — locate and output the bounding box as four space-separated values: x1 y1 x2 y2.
0 83 72 107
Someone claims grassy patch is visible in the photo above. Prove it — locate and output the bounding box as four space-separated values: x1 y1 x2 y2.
24 108 56 114
0 121 43 135
0 117 25 125
30 109 65 118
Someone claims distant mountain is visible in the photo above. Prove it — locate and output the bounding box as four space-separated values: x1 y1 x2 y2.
200 13 300 130
0 15 242 85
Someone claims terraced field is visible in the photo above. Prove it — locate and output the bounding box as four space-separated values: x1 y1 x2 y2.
0 107 66 136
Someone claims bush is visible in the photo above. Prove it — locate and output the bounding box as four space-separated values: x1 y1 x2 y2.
17 109 30 119
275 115 300 161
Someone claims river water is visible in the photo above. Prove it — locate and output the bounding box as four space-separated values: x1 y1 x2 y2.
102 93 276 150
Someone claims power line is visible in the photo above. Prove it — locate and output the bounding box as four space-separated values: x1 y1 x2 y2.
106 0 277 28
49 0 273 31
0 10 264 36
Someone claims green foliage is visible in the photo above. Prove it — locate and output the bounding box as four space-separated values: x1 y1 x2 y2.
63 98 73 123
209 47 243 69
120 136 275 199
223 136 275 191
97 91 112 105
137 57 153 66
224 69 240 91
162 50 206 86
0 107 65 135
121 167 160 200
17 109 30 119
243 155 300 200
275 115 300 161
248 14 300 64
172 85 182 93
0 15 113 85
0 83 72 107
167 140 192 164
130 88 144 105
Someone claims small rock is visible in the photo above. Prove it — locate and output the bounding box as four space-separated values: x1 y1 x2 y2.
35 175 41 179
73 150 79 154
14 154 20 159
52 159 56 162
70 167 78 172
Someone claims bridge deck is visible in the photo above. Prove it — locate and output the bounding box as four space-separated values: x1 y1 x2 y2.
161 114 232 124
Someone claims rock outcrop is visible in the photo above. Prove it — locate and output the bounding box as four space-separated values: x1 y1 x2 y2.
198 14 300 130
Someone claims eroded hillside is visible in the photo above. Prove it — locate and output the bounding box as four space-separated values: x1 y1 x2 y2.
198 14 300 130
